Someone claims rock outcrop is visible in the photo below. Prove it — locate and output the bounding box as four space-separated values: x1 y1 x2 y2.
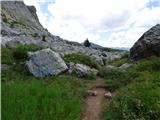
130 24 160 60
26 49 68 77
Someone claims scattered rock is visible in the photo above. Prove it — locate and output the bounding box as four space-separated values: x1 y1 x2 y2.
26 48 68 77
86 90 98 96
119 63 132 69
104 92 112 99
130 24 160 60
1 64 9 70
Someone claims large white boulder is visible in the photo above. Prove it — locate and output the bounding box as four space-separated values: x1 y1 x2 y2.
26 48 68 77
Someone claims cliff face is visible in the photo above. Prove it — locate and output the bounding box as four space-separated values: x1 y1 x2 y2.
1 1 51 40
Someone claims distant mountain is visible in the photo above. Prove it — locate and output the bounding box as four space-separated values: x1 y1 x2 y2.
82 42 129 51
90 42 103 49
111 47 130 51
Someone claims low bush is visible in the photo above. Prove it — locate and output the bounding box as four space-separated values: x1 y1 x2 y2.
1 44 44 64
63 53 100 69
134 56 160 72
1 47 14 65
107 58 130 67
99 67 125 80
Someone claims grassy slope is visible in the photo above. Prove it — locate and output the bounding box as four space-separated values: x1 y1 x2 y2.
1 45 91 120
101 57 160 120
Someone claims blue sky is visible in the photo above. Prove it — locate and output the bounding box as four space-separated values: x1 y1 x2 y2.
24 0 160 48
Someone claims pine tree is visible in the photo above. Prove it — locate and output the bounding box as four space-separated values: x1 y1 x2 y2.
84 38 91 47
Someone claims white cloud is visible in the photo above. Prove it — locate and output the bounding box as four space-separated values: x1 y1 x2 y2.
106 27 147 47
24 0 160 47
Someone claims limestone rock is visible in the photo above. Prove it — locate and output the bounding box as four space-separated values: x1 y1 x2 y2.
73 64 98 78
26 49 68 77
86 90 98 96
130 24 160 60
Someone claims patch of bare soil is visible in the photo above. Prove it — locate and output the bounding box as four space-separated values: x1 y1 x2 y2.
81 76 113 120
81 86 108 120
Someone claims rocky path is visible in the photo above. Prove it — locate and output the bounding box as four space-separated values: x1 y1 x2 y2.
81 77 111 120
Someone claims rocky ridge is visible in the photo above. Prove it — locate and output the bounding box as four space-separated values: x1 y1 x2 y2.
1 1 126 67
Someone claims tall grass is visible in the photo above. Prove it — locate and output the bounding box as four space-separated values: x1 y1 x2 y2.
2 75 88 120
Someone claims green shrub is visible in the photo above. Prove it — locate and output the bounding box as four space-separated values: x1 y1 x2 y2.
1 47 14 65
1 44 44 64
103 82 160 120
135 57 160 72
99 67 124 79
63 53 100 69
103 56 160 119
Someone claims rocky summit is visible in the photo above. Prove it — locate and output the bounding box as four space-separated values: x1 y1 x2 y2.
130 24 160 60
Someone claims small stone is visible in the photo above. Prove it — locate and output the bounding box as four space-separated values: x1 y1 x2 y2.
104 92 112 99
87 90 98 96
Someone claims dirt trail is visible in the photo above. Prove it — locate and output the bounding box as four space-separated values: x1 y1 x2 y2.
81 77 111 120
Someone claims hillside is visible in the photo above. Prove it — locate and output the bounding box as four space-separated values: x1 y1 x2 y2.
1 1 160 120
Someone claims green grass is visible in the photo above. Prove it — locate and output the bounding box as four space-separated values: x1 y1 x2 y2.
102 56 160 120
107 57 130 67
2 74 89 120
63 53 100 69
1 45 91 120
